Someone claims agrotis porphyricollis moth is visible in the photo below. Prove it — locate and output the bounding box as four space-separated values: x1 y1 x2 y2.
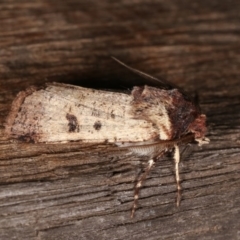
5 58 209 218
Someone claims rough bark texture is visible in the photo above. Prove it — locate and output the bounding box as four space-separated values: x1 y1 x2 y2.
0 0 240 239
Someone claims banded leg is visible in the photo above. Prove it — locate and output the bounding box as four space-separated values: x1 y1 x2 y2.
131 153 164 218
174 144 181 206
131 159 155 218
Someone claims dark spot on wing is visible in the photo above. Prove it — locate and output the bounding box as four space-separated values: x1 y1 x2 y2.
66 113 79 132
93 120 102 131
111 111 115 119
18 132 38 143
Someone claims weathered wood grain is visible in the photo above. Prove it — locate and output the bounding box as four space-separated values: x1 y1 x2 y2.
0 0 240 239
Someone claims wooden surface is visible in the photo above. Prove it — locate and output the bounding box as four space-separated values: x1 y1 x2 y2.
0 0 240 239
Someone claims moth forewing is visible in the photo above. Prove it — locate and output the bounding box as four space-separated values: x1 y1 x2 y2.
5 83 160 143
5 58 209 218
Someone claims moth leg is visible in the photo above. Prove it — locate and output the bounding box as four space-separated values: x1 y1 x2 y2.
131 158 155 218
131 152 164 218
174 144 181 206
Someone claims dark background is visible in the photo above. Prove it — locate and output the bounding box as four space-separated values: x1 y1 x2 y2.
0 1 240 239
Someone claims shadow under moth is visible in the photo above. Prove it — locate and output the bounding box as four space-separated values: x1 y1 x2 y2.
5 58 209 218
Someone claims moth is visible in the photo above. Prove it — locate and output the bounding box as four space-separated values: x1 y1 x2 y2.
5 58 209 217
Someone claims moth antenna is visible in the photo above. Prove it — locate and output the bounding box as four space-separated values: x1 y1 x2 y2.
111 57 173 89
174 144 181 206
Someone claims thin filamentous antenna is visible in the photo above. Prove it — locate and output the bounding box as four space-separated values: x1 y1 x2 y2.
111 57 174 89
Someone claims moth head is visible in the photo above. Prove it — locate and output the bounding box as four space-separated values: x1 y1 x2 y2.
188 114 209 145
